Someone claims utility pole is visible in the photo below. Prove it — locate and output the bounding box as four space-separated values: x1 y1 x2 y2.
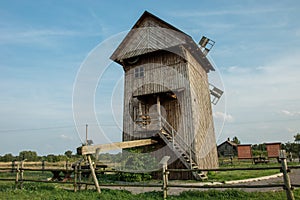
85 124 88 146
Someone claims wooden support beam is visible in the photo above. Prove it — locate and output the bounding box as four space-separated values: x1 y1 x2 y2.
87 155 101 193
77 139 157 155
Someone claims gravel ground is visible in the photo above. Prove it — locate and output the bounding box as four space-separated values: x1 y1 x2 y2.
236 168 300 192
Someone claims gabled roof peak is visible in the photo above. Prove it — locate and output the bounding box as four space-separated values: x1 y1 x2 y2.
110 11 215 72
133 11 188 36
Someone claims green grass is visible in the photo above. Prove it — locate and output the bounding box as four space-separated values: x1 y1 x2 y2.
0 182 299 200
0 171 53 180
207 167 280 182
207 160 282 182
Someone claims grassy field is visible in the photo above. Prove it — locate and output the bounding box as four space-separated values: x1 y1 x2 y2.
207 161 282 182
0 182 299 200
0 161 299 199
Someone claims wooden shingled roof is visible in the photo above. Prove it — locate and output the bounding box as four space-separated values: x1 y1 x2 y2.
110 11 215 73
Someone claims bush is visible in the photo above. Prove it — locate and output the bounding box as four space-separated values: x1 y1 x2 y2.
116 172 152 182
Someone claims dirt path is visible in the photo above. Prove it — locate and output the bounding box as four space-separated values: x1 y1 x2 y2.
234 168 300 192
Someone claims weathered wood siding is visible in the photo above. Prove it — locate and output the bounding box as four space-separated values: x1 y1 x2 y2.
122 48 218 178
184 48 219 169
123 51 190 142
217 142 237 157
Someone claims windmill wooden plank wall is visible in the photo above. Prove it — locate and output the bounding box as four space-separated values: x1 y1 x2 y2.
111 11 218 180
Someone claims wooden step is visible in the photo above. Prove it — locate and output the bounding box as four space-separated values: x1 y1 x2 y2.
198 173 208 180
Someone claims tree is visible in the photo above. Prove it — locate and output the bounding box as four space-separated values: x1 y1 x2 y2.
64 150 73 158
0 153 15 162
46 154 60 162
115 148 157 182
252 143 266 151
18 151 38 161
231 136 241 144
117 148 158 171
294 133 300 143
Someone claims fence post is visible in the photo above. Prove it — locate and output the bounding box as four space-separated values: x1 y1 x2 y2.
159 156 170 200
280 150 295 200
20 159 26 189
66 160 69 171
42 160 45 173
74 165 78 192
78 162 82 191
11 160 16 173
15 163 20 189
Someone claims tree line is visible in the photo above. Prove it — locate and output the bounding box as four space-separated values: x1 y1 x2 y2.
0 150 80 162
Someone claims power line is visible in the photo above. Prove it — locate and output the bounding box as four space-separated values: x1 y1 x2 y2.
0 125 78 133
0 123 121 133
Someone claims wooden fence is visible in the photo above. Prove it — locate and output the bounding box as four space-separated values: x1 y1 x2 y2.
0 151 299 200
0 160 73 171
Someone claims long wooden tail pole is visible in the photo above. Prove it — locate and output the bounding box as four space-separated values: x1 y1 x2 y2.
77 139 157 155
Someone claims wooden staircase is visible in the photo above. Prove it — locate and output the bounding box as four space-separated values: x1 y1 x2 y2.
158 118 207 181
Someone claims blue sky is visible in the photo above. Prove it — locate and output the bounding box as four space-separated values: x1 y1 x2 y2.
0 0 300 155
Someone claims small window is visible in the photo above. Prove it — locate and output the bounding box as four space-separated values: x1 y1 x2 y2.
134 67 144 78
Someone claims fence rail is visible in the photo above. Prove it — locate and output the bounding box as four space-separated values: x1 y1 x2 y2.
0 154 299 200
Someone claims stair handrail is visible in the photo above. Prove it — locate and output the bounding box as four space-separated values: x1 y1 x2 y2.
160 116 197 166
134 115 197 163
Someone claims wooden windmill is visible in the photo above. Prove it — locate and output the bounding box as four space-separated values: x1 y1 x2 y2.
109 11 222 180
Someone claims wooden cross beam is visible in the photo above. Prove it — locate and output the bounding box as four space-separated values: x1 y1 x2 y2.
77 139 157 155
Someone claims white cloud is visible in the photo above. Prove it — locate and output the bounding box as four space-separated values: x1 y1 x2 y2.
59 134 74 141
213 111 234 123
0 28 71 45
280 110 300 117
281 110 294 116
169 7 282 18
287 127 296 133
0 27 103 46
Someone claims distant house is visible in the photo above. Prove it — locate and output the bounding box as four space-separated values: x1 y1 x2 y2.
217 138 238 157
